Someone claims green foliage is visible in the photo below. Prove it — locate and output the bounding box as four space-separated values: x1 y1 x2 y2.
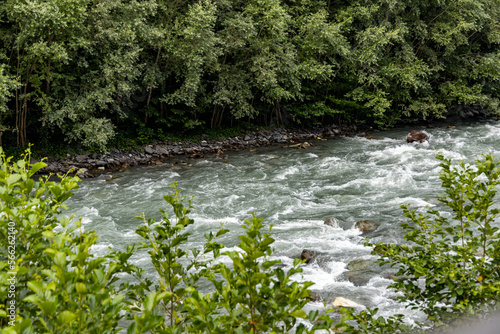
313 307 411 334
371 153 500 329
184 215 315 333
2 0 500 148
127 184 227 333
126 187 321 334
0 147 134 333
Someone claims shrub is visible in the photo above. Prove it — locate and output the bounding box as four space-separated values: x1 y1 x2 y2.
0 147 134 333
371 153 500 329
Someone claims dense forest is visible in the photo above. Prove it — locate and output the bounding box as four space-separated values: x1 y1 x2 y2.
1 0 500 151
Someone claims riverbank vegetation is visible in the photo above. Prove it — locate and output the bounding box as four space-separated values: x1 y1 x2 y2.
1 0 500 153
2 149 500 333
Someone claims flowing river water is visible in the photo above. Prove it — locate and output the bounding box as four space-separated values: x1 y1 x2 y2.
66 119 500 325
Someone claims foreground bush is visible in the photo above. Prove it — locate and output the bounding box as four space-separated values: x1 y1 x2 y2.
372 153 500 330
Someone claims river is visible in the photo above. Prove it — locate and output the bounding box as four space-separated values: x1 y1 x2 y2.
66 119 500 325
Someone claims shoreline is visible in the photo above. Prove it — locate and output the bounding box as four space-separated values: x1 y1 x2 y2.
35 116 495 178
36 123 357 177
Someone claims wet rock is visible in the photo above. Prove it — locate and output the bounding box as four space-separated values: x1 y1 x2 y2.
455 105 488 118
332 297 361 308
77 168 93 178
289 142 311 149
346 259 374 272
173 147 184 155
342 271 374 287
272 133 284 142
406 130 429 143
35 123 361 176
301 249 318 264
383 274 408 281
156 146 169 155
355 220 378 233
323 128 335 136
308 291 322 302
324 217 341 228
75 154 88 163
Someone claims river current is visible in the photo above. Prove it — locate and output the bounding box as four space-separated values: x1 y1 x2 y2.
66 119 500 325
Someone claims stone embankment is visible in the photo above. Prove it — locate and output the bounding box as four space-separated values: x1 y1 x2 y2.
37 124 355 177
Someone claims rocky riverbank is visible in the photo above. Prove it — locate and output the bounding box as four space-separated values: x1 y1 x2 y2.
36 124 358 177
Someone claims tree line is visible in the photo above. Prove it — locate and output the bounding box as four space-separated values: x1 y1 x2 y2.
1 0 499 151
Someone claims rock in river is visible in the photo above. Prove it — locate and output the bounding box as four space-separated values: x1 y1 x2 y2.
346 259 374 272
332 297 361 308
324 217 341 228
301 249 318 264
406 130 429 143
354 220 378 233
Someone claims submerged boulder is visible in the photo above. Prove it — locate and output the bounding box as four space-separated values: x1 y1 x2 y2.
407 130 429 143
346 259 374 272
301 249 318 264
355 220 378 233
324 217 341 228
341 271 372 286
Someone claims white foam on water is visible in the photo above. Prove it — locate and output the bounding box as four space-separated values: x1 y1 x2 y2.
122 229 138 238
275 165 301 180
386 196 435 207
72 206 99 218
90 242 114 256
297 263 343 289
189 214 240 226
436 149 468 160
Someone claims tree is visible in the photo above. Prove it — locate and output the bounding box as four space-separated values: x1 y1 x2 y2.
0 0 158 150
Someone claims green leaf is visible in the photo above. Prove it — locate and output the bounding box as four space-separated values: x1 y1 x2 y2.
42 230 54 239
39 301 57 317
54 252 67 267
27 281 44 295
290 309 307 318
75 283 87 294
7 174 21 184
57 311 76 326
143 292 157 312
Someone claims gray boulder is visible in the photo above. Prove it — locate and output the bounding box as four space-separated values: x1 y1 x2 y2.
346 259 375 272
301 249 318 264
